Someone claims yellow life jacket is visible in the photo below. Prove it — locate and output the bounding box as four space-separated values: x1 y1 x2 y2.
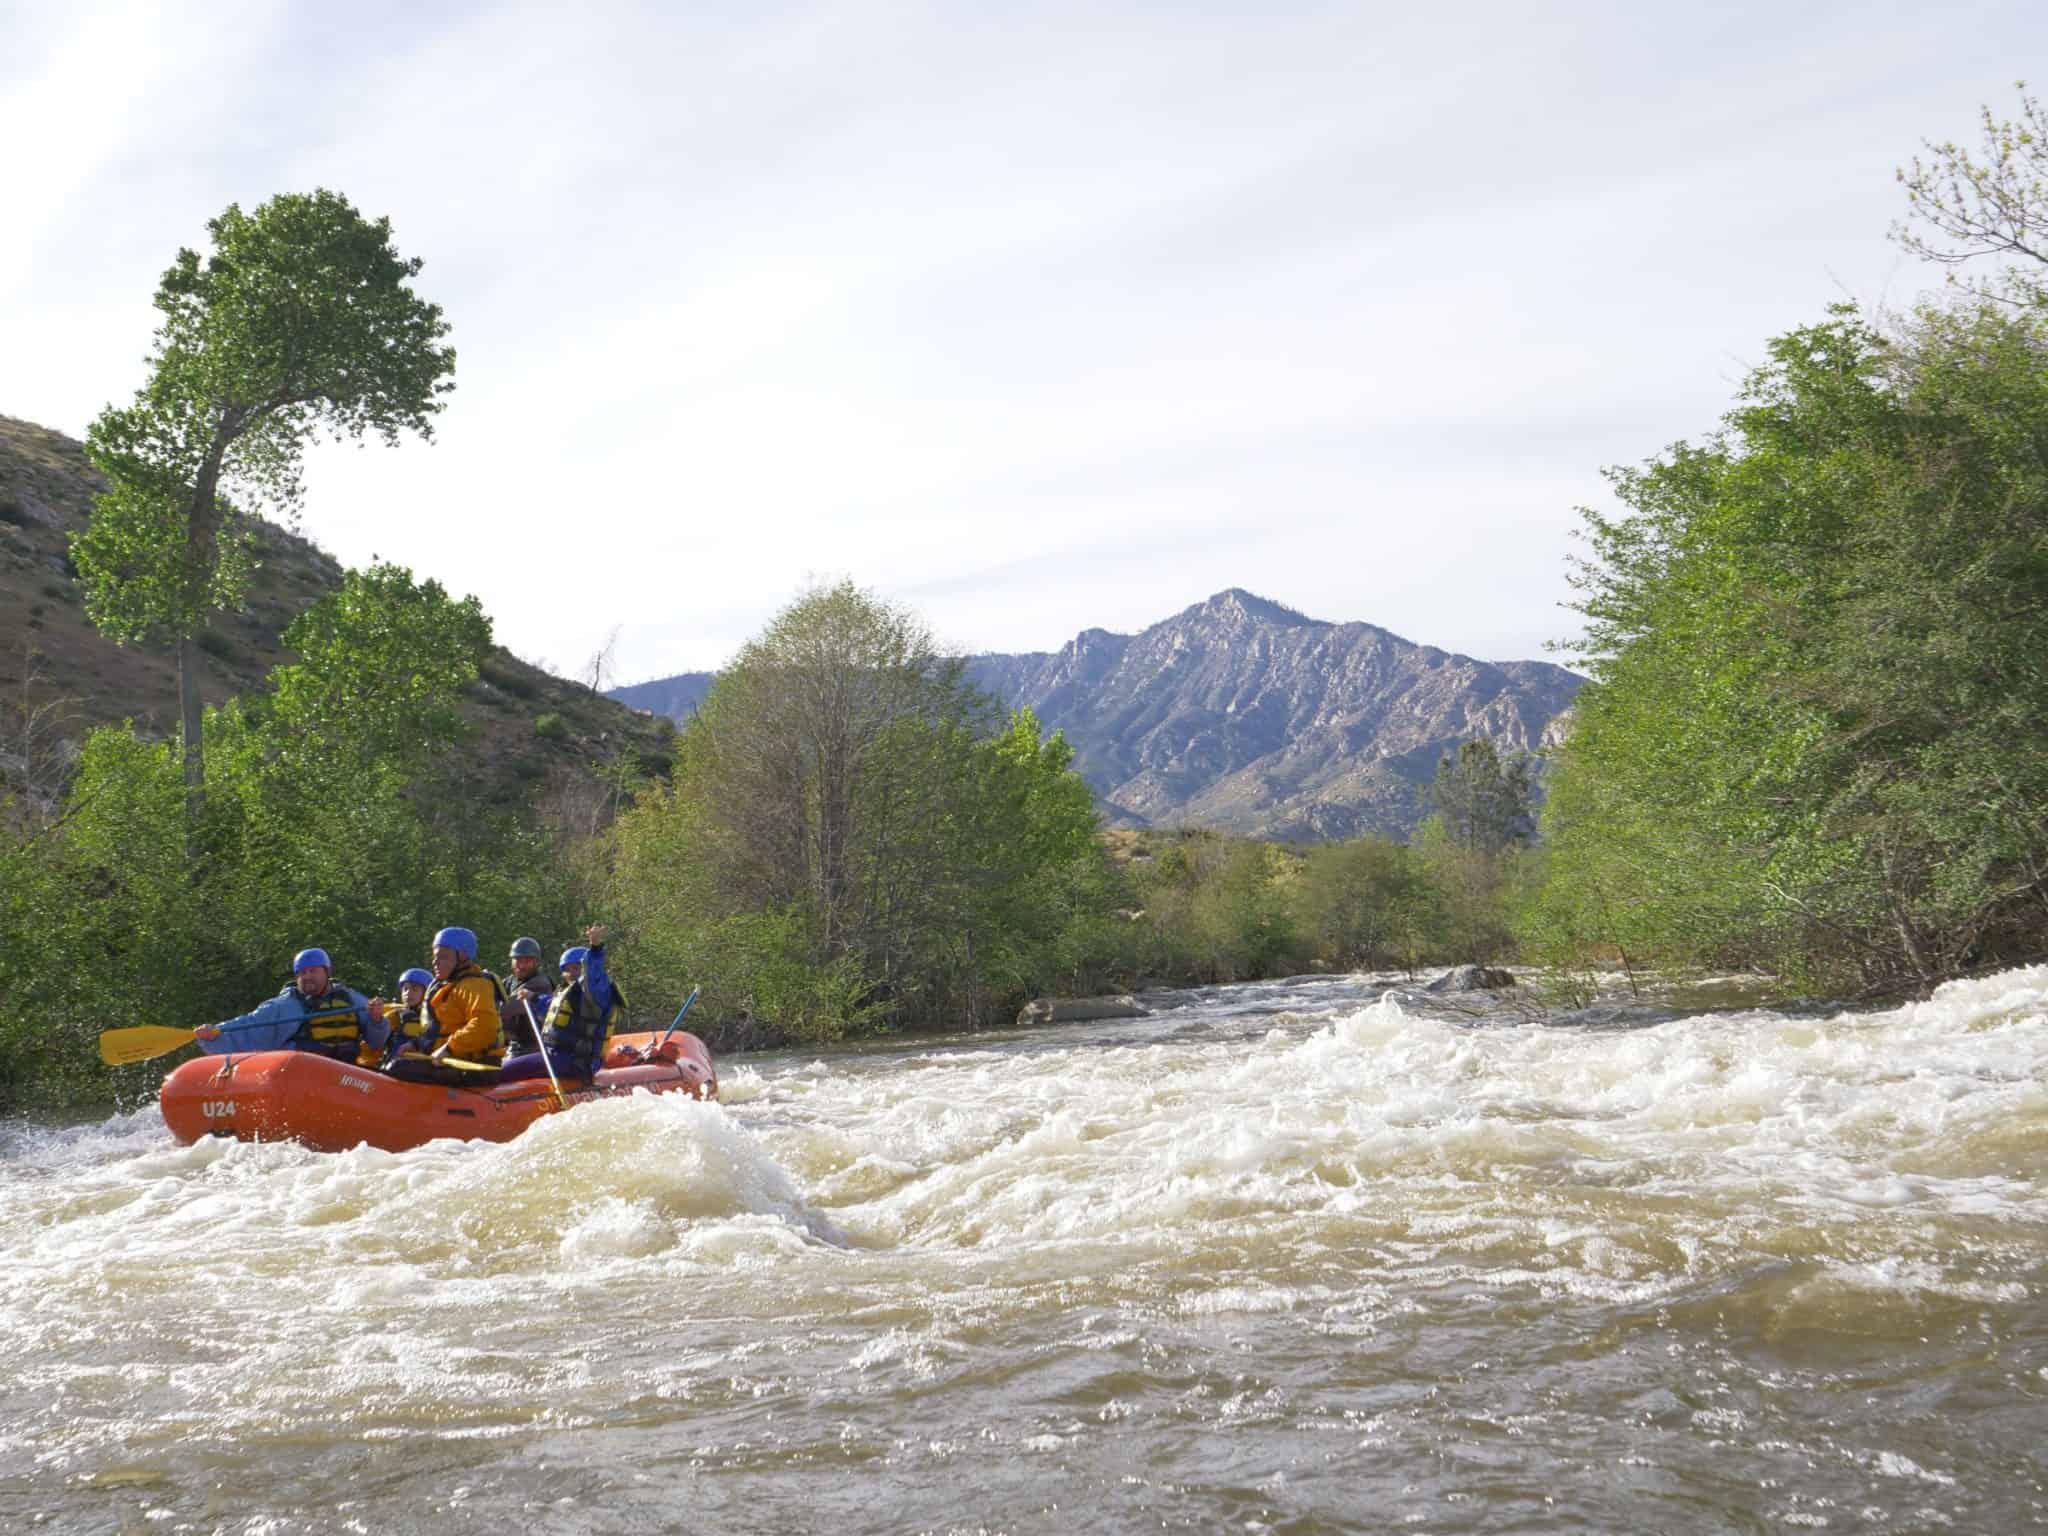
281 983 365 1061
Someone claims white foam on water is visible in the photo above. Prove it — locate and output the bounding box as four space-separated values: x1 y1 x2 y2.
0 1085 844 1429
736 967 2048 1316
4 964 2045 1509
1867 1450 1958 1485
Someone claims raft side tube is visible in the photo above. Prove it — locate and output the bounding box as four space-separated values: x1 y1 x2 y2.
160 1031 716 1154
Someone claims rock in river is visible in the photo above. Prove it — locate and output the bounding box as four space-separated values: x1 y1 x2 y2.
1424 965 1517 993
1017 994 1149 1026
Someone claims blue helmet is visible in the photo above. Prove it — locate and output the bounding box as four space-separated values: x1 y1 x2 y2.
432 926 478 960
559 946 589 969
398 966 432 989
509 936 542 959
293 947 332 973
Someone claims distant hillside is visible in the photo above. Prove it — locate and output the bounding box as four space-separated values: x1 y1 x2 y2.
610 671 716 723
0 414 674 810
614 587 1583 840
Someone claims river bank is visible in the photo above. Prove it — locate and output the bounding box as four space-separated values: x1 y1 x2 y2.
4 966 2043 1533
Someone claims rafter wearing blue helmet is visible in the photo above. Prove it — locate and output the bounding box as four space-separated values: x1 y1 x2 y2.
500 925 626 1085
374 967 438 1065
415 926 507 1064
191 946 385 1061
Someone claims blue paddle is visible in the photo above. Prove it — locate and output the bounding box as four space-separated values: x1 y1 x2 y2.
650 987 702 1057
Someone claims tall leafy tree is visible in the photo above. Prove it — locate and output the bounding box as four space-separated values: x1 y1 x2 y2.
612 584 1116 1035
686 580 988 959
1428 739 1535 856
908 709 1105 1019
1531 303 2048 987
72 190 455 828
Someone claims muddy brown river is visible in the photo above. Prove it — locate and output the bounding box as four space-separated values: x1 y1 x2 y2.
2 967 2044 1533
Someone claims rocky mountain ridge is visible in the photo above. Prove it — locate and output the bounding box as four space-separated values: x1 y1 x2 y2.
615 588 1583 840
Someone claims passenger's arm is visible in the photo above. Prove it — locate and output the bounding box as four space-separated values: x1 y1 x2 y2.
583 944 614 1016
199 995 303 1054
352 990 390 1053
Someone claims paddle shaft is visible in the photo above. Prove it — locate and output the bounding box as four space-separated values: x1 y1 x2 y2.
652 987 701 1056
520 993 568 1108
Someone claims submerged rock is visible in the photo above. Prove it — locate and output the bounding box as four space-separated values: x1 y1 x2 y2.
1424 965 1517 993
1017 994 1148 1026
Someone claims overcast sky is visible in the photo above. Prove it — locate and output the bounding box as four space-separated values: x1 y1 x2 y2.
5 1 2041 683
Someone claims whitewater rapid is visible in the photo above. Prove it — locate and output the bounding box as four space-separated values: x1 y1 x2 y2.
2 968 2043 1533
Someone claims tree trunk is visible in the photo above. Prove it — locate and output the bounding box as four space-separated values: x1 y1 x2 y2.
178 630 206 838
175 423 234 845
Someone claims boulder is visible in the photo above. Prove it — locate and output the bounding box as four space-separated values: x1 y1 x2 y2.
1017 994 1148 1026
1423 965 1517 993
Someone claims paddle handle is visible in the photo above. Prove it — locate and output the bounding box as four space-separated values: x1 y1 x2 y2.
652 987 701 1055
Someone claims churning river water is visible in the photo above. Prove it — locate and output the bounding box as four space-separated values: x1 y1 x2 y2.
2 968 2044 1535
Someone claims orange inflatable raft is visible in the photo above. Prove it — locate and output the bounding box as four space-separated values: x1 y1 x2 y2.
159 1031 717 1154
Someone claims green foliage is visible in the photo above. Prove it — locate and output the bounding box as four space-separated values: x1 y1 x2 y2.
480 659 540 700
534 712 568 740
0 809 114 1107
1429 739 1535 856
608 584 1119 1038
70 188 454 816
0 729 213 1104
1294 835 1436 971
0 559 548 1109
1201 841 1301 977
1106 831 1289 983
1105 822 1519 982
1529 301 2048 988
1413 815 1528 965
72 474 257 644
274 562 489 758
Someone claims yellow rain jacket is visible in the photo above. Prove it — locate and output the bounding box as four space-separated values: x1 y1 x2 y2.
425 963 507 1062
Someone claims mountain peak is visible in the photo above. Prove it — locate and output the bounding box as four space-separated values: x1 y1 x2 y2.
612 583 1587 841
1178 588 1321 629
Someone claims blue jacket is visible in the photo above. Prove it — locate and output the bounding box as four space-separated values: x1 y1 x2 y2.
580 946 616 1021
202 984 385 1057
537 946 621 1077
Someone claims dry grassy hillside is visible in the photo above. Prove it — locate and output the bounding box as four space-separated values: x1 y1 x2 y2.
0 413 673 810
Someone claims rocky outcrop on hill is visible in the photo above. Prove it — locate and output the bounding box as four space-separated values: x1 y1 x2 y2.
966 590 1582 839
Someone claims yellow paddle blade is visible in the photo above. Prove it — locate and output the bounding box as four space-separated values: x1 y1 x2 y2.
429 1054 498 1071
98 1025 198 1066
